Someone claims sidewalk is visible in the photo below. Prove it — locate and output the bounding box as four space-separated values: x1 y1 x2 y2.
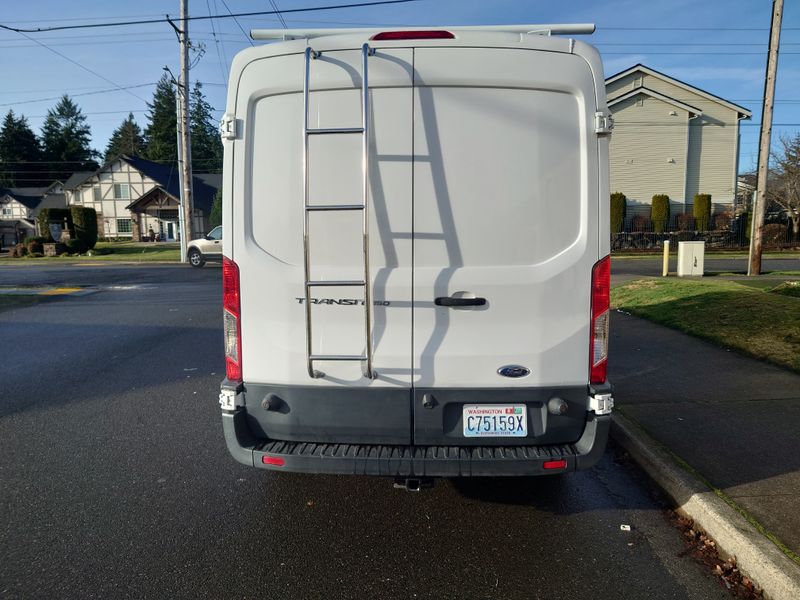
609 311 800 593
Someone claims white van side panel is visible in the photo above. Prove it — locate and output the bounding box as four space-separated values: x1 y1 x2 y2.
412 48 599 388
233 49 414 387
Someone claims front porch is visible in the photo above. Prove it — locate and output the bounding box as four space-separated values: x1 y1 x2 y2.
126 186 208 242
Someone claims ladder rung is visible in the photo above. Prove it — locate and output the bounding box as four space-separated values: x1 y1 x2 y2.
310 354 368 362
305 204 364 212
306 127 364 135
306 280 365 287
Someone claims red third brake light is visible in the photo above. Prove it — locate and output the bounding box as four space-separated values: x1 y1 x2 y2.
222 256 242 383
589 255 611 385
371 30 455 41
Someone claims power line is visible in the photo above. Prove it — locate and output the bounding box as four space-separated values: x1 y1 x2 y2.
15 31 147 104
0 83 157 107
602 51 800 55
0 0 421 33
600 26 800 31
207 0 229 83
220 0 254 47
596 42 800 46
269 0 289 30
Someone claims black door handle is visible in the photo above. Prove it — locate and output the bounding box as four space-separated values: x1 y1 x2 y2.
434 296 486 307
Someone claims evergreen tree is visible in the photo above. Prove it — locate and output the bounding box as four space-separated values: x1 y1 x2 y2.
144 73 178 164
209 189 222 227
41 95 98 181
0 110 43 186
104 113 145 162
190 81 223 173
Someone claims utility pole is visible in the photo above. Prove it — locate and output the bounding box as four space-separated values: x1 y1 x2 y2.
178 0 194 251
748 0 783 276
175 87 188 263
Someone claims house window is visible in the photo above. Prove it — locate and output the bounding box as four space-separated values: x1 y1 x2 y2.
116 218 132 234
113 183 130 199
93 187 102 202
1 207 12 216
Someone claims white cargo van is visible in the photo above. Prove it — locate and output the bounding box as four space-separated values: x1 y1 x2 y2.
218 24 614 484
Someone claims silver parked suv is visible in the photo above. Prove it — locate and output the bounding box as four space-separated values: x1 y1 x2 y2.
187 226 222 267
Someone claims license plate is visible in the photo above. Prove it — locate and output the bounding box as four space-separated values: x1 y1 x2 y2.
462 405 528 438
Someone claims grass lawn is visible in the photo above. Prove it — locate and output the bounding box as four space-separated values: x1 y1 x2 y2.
612 278 800 373
0 242 180 263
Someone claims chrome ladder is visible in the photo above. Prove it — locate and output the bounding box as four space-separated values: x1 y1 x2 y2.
302 43 376 380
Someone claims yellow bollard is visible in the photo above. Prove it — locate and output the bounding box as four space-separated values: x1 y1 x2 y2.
662 240 670 277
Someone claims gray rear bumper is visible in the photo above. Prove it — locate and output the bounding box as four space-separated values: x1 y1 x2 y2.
221 407 610 477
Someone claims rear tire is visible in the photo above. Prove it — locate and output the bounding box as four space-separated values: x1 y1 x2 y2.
188 248 205 268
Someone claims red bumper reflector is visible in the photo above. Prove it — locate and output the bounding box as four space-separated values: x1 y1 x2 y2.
543 459 568 470
262 456 285 466
371 30 455 41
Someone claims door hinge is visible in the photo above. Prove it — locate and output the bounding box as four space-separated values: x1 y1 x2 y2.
588 393 614 416
594 112 614 136
219 387 241 411
220 113 238 140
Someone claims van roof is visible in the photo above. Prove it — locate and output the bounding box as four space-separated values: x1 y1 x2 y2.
251 23 595 41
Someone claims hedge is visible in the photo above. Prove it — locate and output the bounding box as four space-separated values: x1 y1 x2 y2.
693 194 712 231
71 206 98 250
65 238 87 254
651 194 670 233
38 208 72 241
610 192 626 234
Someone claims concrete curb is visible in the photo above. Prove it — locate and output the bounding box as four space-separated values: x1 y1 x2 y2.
611 411 800 600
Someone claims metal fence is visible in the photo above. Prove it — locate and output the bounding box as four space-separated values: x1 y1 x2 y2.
612 214 798 251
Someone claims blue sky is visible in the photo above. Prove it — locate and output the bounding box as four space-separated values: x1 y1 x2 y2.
1 0 798 176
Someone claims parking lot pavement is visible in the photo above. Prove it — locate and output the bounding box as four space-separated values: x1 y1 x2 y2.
0 264 730 599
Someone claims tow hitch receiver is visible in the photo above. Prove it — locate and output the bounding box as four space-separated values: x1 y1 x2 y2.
393 477 434 492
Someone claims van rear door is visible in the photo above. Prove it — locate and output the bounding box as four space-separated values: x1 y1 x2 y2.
411 48 600 444
233 48 415 443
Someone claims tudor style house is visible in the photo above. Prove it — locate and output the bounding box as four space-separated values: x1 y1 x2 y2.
606 64 752 215
0 183 66 248
64 155 220 241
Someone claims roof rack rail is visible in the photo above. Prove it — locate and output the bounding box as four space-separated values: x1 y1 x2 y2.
251 23 595 41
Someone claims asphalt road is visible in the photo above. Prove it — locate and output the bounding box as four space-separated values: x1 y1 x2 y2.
612 255 800 277
1 264 730 599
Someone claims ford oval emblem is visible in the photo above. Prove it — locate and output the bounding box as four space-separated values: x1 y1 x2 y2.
497 365 530 378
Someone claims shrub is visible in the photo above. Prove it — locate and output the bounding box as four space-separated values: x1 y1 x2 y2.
763 223 789 246
65 238 87 254
26 240 43 255
610 192 626 233
714 211 733 231
38 208 72 240
23 236 48 245
11 244 28 257
693 194 712 231
28 252 44 258
631 215 651 232
676 213 694 231
740 212 753 241
70 206 98 250
650 195 670 233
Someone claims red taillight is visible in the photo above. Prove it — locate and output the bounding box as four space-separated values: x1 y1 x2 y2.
262 455 285 467
371 30 455 41
590 256 611 385
543 459 568 470
222 256 242 383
